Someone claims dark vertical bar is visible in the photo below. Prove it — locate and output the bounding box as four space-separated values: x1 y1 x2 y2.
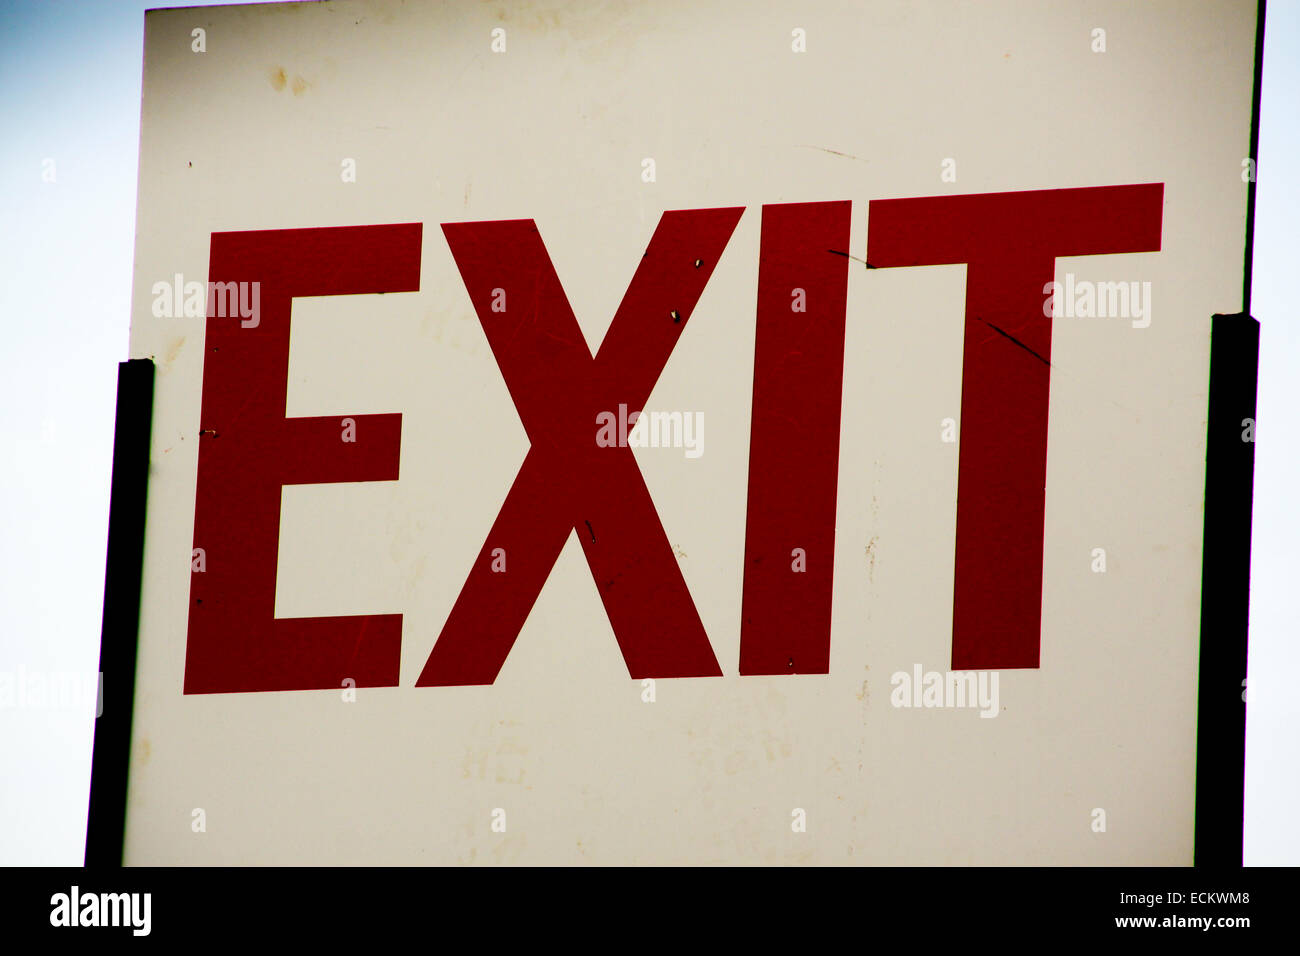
1242 0 1266 316
85 358 155 867
1194 315 1258 867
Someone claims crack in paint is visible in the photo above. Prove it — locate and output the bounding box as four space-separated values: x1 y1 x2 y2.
796 145 869 163
973 315 1051 367
827 249 874 268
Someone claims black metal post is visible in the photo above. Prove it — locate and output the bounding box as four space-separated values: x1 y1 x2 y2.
1194 315 1259 867
84 358 155 867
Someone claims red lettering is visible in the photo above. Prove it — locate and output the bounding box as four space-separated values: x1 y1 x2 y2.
867 184 1163 669
184 223 422 694
739 201 852 674
417 209 743 685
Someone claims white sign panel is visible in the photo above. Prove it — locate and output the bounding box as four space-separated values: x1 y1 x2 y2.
121 0 1259 864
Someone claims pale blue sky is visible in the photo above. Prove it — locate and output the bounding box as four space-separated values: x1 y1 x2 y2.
0 0 1294 865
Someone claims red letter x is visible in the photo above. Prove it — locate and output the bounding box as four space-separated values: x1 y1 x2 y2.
418 209 743 686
